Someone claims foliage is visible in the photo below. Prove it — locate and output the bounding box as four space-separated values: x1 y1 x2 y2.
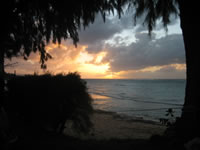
5 72 93 134
159 108 175 126
128 0 179 34
1 0 128 68
165 108 174 117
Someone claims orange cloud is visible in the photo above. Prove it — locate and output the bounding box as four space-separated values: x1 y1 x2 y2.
74 50 110 78
35 43 111 78
139 64 186 73
171 64 186 70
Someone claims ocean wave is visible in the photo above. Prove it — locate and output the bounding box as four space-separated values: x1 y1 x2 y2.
89 92 183 107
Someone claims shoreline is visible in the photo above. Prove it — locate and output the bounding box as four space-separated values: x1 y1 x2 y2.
94 109 161 125
64 109 166 140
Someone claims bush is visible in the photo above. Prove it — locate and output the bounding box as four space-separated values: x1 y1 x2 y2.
6 72 93 134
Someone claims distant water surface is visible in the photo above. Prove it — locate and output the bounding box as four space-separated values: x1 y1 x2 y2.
85 79 186 121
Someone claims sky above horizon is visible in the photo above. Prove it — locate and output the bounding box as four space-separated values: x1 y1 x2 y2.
5 11 186 79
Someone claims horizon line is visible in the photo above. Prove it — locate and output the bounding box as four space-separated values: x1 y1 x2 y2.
5 72 186 80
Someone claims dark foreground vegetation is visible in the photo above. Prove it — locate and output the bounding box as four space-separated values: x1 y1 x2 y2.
5 72 93 134
3 130 187 150
6 133 186 150
1 73 94 149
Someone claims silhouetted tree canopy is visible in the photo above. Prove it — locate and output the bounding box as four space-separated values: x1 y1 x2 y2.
128 0 200 139
1 0 128 68
129 0 178 34
6 73 93 134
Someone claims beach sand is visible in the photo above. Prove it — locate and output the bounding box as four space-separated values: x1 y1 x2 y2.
64 110 166 140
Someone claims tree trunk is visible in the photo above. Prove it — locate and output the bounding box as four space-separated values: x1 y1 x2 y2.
0 49 4 108
178 0 200 138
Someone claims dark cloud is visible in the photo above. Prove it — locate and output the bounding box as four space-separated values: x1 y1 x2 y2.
79 17 119 44
104 33 185 72
78 12 135 53
148 65 186 79
78 14 122 52
77 10 180 54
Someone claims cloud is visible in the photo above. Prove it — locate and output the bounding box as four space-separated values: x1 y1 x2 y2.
78 14 122 52
114 64 186 79
104 33 185 72
78 12 135 53
79 16 119 43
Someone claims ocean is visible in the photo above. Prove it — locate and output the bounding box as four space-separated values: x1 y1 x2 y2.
85 79 186 121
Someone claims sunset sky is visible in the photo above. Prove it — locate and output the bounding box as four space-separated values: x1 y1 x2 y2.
5 11 186 79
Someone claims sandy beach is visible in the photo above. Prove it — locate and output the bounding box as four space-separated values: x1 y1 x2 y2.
64 110 166 140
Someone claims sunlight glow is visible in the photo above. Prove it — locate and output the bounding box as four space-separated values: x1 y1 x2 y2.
94 52 107 64
78 63 110 74
171 64 186 70
46 43 59 52
73 49 110 78
76 51 93 63
45 44 111 78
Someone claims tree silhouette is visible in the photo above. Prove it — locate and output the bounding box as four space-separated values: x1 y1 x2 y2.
128 0 200 139
0 0 128 144
0 0 127 108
